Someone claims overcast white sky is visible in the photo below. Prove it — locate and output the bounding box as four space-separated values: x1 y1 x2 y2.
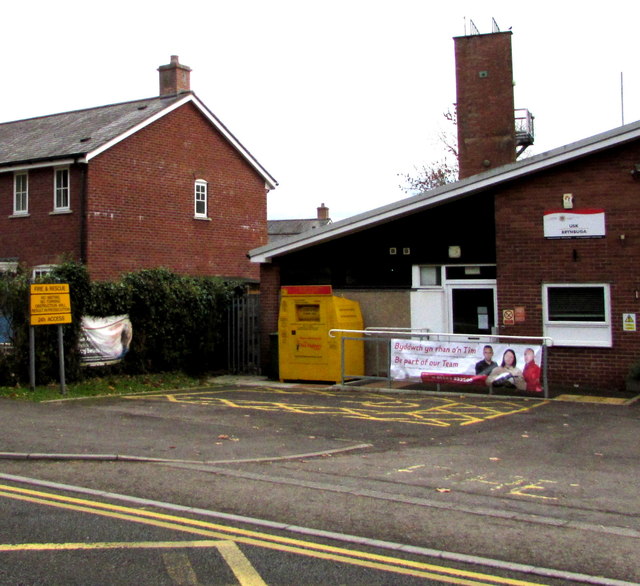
3 2 639 221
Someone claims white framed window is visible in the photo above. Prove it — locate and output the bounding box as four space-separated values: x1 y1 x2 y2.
13 172 28 215
54 168 70 211
542 283 612 347
194 179 208 218
412 265 443 288
412 265 497 288
32 265 56 279
0 261 18 274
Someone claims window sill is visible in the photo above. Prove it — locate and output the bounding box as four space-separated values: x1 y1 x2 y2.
9 213 30 218
50 209 73 215
543 323 612 348
547 339 613 348
194 216 211 221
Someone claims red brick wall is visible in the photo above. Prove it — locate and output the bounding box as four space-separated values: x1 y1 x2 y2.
0 165 84 268
259 263 281 374
455 32 516 178
495 142 640 391
86 101 268 281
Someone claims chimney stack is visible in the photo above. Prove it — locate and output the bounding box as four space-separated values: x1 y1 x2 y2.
158 55 192 97
317 203 329 220
454 32 516 179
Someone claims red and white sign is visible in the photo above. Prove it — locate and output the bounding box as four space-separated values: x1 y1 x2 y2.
390 339 544 392
543 209 605 239
502 309 515 326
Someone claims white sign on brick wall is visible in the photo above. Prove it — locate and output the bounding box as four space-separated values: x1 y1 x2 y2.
543 209 605 239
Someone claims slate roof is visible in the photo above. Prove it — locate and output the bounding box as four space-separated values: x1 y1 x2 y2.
0 93 278 188
267 218 332 242
0 95 184 167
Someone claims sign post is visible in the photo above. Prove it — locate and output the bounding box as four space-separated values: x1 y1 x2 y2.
29 284 72 394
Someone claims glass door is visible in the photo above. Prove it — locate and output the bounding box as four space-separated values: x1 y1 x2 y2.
450 287 496 335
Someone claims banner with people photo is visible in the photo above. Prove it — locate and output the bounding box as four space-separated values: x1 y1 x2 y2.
79 315 133 366
390 339 543 392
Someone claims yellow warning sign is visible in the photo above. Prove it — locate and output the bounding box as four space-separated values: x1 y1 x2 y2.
30 283 70 295
623 313 636 332
30 284 72 326
31 314 72 326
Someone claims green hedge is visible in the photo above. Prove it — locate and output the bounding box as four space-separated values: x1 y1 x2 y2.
0 262 244 385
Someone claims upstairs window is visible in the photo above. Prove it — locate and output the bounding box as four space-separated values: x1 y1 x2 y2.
194 180 208 218
13 173 28 215
54 168 70 211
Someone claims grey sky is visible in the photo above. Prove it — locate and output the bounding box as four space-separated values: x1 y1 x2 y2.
3 2 638 220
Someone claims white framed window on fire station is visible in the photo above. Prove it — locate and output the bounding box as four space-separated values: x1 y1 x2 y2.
542 283 612 347
54 167 70 211
412 265 443 288
194 180 208 218
13 172 28 215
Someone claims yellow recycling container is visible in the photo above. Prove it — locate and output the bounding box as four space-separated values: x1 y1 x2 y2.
278 285 364 383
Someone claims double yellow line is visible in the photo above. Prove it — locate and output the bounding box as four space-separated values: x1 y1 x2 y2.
0 483 542 585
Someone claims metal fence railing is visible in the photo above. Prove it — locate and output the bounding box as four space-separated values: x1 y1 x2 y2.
329 328 553 398
227 294 260 375
328 328 432 388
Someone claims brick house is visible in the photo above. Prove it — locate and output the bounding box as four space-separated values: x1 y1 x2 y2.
0 56 277 282
250 32 640 393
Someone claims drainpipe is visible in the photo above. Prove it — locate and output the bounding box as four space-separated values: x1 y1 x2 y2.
77 162 88 265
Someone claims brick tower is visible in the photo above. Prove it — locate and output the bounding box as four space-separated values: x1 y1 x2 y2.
454 31 516 179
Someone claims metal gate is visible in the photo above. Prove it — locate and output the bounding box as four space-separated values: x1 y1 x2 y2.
227 294 260 374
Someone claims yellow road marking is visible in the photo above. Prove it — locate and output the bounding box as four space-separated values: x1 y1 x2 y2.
0 538 263 586
0 484 543 585
509 479 558 500
215 540 268 586
398 464 426 473
127 388 547 427
465 475 559 501
0 540 234 551
162 551 200 585
554 394 628 404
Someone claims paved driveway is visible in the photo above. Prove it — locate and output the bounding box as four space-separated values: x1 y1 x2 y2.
123 385 548 428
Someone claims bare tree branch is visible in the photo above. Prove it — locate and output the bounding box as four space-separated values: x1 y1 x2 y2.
399 109 458 194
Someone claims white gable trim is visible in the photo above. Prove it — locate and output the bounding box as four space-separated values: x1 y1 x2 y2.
85 94 278 190
85 95 191 162
191 96 278 190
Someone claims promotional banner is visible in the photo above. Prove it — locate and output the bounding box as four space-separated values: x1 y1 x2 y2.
390 339 543 392
79 315 133 366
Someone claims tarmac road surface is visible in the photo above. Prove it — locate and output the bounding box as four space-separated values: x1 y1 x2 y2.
1 379 639 583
